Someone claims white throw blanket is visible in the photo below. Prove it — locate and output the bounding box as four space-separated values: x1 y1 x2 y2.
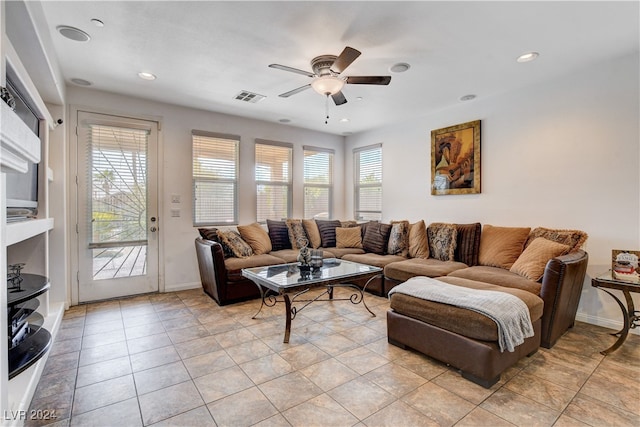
388 276 534 352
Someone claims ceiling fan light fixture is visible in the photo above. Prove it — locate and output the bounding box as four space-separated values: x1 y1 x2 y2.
517 51 539 63
310 76 345 95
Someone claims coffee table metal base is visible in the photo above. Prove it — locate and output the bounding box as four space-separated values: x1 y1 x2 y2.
252 275 379 343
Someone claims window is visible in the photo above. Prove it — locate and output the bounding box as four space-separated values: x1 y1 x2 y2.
255 139 292 222
354 144 382 221
303 146 334 219
192 131 239 226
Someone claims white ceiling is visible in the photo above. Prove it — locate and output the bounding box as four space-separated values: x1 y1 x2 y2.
27 1 640 135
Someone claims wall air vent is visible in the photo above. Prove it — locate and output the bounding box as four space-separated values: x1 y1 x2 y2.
234 91 266 103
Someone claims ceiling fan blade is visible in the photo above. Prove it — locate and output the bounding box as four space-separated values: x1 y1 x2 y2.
278 84 312 98
331 91 347 106
346 76 392 85
269 64 315 78
330 46 361 74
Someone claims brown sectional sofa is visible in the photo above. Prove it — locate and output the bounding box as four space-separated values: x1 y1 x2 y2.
195 219 589 387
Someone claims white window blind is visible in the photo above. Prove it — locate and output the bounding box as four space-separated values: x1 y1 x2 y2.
255 140 292 222
303 146 334 219
192 131 239 226
354 144 382 221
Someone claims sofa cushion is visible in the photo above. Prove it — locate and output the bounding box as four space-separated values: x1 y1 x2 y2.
302 219 322 249
454 223 481 266
448 266 542 295
322 247 364 258
237 223 272 255
199 227 233 258
362 222 392 255
286 219 308 249
408 220 430 259
478 225 531 269
389 276 543 342
342 253 406 268
427 223 457 261
316 219 342 248
510 238 570 281
341 220 359 228
224 254 288 281
388 220 410 257
384 258 468 282
336 227 363 249
267 219 292 251
525 227 588 253
217 230 253 258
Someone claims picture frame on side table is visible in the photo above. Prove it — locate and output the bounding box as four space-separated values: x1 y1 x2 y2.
431 119 481 195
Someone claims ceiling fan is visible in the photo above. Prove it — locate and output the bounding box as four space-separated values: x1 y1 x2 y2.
269 46 391 106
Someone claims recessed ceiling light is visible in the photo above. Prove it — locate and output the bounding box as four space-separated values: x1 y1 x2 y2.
137 72 156 81
355 97 363 101
91 19 104 27
57 25 91 42
516 52 539 63
390 62 411 73
70 78 92 86
278 119 291 123
339 118 350 123
460 94 476 102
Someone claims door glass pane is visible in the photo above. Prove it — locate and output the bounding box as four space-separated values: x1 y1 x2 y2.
88 124 149 280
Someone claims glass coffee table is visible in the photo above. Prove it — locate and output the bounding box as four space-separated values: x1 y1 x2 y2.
242 258 382 343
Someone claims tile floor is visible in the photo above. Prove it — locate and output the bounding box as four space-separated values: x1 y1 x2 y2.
26 287 640 427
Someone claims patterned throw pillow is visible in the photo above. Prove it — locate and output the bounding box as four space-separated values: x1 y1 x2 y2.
315 219 342 248
302 219 322 249
524 227 588 253
216 230 253 258
510 237 570 281
427 223 458 261
362 222 392 255
199 227 233 258
237 222 272 255
336 227 363 249
387 220 410 257
267 219 292 251
286 219 309 249
408 220 430 259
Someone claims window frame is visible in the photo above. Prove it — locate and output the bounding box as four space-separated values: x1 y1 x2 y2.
354 143 383 221
192 130 239 226
255 139 293 223
303 145 334 219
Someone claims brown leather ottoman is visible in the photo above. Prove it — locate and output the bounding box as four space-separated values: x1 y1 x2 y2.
387 276 543 388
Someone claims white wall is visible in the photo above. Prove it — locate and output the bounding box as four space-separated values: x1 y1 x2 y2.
66 87 345 293
345 52 640 331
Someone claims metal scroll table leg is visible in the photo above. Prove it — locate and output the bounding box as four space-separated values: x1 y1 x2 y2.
283 293 292 343
599 289 631 355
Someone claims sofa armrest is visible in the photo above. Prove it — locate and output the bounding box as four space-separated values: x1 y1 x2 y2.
195 237 229 305
539 250 589 348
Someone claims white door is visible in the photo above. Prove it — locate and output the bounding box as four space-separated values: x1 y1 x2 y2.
76 111 159 302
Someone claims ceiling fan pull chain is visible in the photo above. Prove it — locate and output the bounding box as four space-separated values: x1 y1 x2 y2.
325 94 330 124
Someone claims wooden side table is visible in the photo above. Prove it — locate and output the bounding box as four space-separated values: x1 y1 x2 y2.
591 271 640 355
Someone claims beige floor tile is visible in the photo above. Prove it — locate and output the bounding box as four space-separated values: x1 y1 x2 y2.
504 371 577 411
161 314 202 331
122 312 160 328
165 324 211 344
75 356 131 388
26 391 73 427
362 400 439 427
207 386 278 427
252 413 292 427
55 326 84 342
432 369 499 405
59 316 85 329
84 310 122 325
240 353 294 385
323 315 361 333
259 371 323 411
138 380 204 425
133 361 190 395
129 345 181 372
193 365 254 403
364 338 407 361
48 337 82 357
563 393 640 427
72 375 136 416
225 339 274 364
479 387 560 427
126 332 173 354
82 319 123 337
335 346 389 375
551 414 591 427
183 348 236 378
328 378 396 420
456 407 515 427
69 397 141 427
522 356 590 391
81 329 126 349
33 368 77 400
214 327 258 348
309 333 360 356
201 317 244 335
580 365 640 415
78 341 129 367
283 393 358 426
173 335 222 359
124 322 166 340
260 331 309 353
401 382 475 426
148 405 216 427
278 342 330 370
345 324 384 345
392 349 447 380
42 351 80 376
299 358 360 392
363 363 427 398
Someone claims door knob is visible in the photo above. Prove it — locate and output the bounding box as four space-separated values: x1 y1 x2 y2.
150 226 157 232
150 217 157 222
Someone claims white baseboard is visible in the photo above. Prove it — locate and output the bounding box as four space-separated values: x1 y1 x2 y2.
165 281 201 293
575 312 639 336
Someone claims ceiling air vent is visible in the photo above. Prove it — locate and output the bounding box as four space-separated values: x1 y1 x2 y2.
234 91 265 103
